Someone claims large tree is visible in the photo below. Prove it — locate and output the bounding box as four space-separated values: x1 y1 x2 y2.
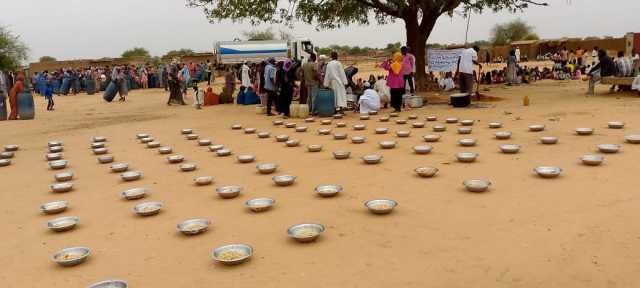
0 26 28 72
490 19 539 45
187 0 547 90
39 56 57 62
121 47 151 59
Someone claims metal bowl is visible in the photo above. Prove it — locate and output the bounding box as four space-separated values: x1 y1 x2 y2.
333 114 344 119
540 136 559 144
121 187 147 200
48 216 79 232
90 142 105 149
275 134 289 142
597 144 620 153
273 120 284 126
463 179 491 193
351 136 366 144
41 200 68 214
181 128 193 135
359 115 370 120
460 119 475 126
136 133 149 139
245 198 275 212
458 138 477 147
528 124 545 132
307 144 323 152
361 154 383 164
375 127 388 134
158 146 173 154
273 175 297 186
499 144 521 154
408 114 418 120
288 223 325 242
433 125 446 132
120 171 143 181
179 163 198 172
321 119 332 125
365 199 397 214
48 140 63 147
295 126 308 133
534 166 562 178
167 155 185 164
46 152 63 161
333 150 351 159
177 218 210 235
49 160 68 170
389 112 399 117
423 134 441 142
575 128 594 135
353 124 366 131
284 122 297 128
185 134 199 140
318 128 332 135
379 116 390 122
237 154 256 163
0 151 14 159
581 154 604 166
97 155 114 164
198 139 212 146
208 145 224 152
396 130 411 138
54 171 74 182
285 139 301 147
232 124 243 130
305 117 316 123
212 244 253 265
379 140 397 149
608 121 625 129
445 118 458 124
146 141 161 149
256 163 278 174
368 110 378 115
457 127 472 134
412 122 425 128
110 163 129 172
140 137 154 143
258 132 271 138
194 176 214 185
93 148 108 155
415 166 439 178
216 149 232 157
51 182 74 193
0 159 11 167
133 201 163 216
315 185 343 197
413 145 433 154
216 185 242 199
3 144 18 152
488 122 503 129
336 122 346 128
51 247 90 267
333 133 348 140
495 131 512 140
426 115 437 121
456 152 479 163
625 134 640 144
93 136 107 143
88 280 128 288
395 119 407 125
49 146 64 153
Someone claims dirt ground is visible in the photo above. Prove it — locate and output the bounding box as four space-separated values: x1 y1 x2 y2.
1 76 640 288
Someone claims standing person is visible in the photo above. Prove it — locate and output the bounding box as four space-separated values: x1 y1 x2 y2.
221 66 236 104
205 59 212 86
0 70 8 120
180 64 190 96
506 49 518 85
317 55 328 87
161 66 169 91
401 46 416 94
456 46 481 95
274 61 286 116
192 83 204 109
515 47 521 63
44 78 54 110
8 73 24 120
300 53 319 114
379 52 405 112
560 47 569 67
576 46 584 66
591 47 599 66
188 62 196 79
632 50 640 76
587 49 616 95
167 64 186 105
323 51 349 113
141 68 149 89
374 75 390 109
263 58 277 116
278 61 298 117
241 62 252 90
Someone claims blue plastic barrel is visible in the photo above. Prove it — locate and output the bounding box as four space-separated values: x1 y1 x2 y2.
315 89 335 117
17 91 35 120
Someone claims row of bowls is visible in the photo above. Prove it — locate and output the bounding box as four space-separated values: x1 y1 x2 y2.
0 144 20 167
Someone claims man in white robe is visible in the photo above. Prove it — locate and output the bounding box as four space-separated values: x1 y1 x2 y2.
241 62 252 88
323 52 348 111
373 76 390 108
358 82 380 114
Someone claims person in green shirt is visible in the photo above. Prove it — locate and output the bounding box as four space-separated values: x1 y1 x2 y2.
299 53 319 114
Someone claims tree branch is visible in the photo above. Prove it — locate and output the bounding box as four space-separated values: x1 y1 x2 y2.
354 0 402 18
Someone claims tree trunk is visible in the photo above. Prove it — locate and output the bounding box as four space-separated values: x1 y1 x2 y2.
404 14 438 92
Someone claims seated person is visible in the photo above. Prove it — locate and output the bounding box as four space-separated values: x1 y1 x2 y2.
358 82 381 114
438 72 455 91
587 49 616 95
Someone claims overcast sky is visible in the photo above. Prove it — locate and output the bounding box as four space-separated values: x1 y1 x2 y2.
3 0 640 62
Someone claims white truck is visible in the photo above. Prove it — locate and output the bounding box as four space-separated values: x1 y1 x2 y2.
214 39 316 65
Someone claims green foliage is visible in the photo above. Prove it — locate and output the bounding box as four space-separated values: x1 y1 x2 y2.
147 56 163 66
471 40 492 47
243 28 275 40
163 48 195 58
0 26 29 71
121 47 151 59
39 56 57 62
490 19 538 45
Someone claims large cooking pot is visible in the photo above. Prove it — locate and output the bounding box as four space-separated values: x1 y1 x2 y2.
450 93 470 108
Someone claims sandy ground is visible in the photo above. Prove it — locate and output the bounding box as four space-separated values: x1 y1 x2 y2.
2 78 640 288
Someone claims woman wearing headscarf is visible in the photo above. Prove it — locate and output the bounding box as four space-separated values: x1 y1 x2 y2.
221 66 236 104
379 52 405 112
8 73 25 120
167 64 186 105
506 49 518 85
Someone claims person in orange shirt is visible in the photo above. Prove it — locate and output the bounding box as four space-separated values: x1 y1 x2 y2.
8 73 24 120
576 47 584 66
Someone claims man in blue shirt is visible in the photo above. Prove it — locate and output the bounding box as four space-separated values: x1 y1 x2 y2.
263 58 277 116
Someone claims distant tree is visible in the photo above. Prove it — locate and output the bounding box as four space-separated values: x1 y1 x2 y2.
163 48 195 58
242 28 275 40
121 47 151 59
490 19 539 45
471 40 491 47
147 56 163 66
583 36 600 41
0 25 29 71
39 56 57 62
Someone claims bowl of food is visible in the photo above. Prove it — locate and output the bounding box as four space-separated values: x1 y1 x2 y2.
244 128 257 134
540 136 559 144
379 116 390 122
51 247 90 267
49 160 68 170
411 122 425 128
49 146 64 153
47 153 63 161
307 144 323 152
275 134 289 142
315 184 343 197
4 144 18 152
121 187 147 200
534 166 562 178
375 128 388 134
353 124 366 131
361 154 383 164
395 119 407 125
0 151 13 159
50 182 74 193
88 280 128 288
92 148 108 155
336 122 347 128
408 114 418 120
158 147 173 154
305 117 315 123
97 155 114 164
528 124 545 132
365 199 397 214
460 119 475 126
488 122 503 129
136 133 149 139
0 159 10 167
92 136 107 143
317 128 332 135
212 244 253 265
272 175 297 186
140 137 155 144
415 166 439 178
608 121 624 129
426 115 438 121
321 119 332 125
236 154 256 163
48 216 79 232
457 127 472 134
216 185 242 199
396 130 411 137
575 128 594 135
413 145 433 154
146 141 161 149
333 133 348 140
423 134 441 142
166 155 185 164
133 201 163 216
284 122 297 128
216 149 232 157
458 138 477 147
463 179 491 193
495 131 512 140
285 139 301 147
379 140 396 149
41 200 68 214
273 120 284 126
295 126 308 133
257 132 271 138
445 118 458 124
185 134 199 140
110 163 129 172
179 163 197 172
194 176 214 185
597 144 620 153
90 142 105 149
54 171 74 182
288 223 325 243
208 145 224 152
351 136 366 144
177 218 210 235
198 139 212 146
499 144 521 154
359 115 370 120
245 198 275 212
181 128 193 134
456 152 479 163
48 140 63 147
232 124 243 130
432 125 446 132
120 171 143 181
625 134 640 144
581 154 604 166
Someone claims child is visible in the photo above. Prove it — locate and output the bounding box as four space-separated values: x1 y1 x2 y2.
192 83 204 109
44 79 54 111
